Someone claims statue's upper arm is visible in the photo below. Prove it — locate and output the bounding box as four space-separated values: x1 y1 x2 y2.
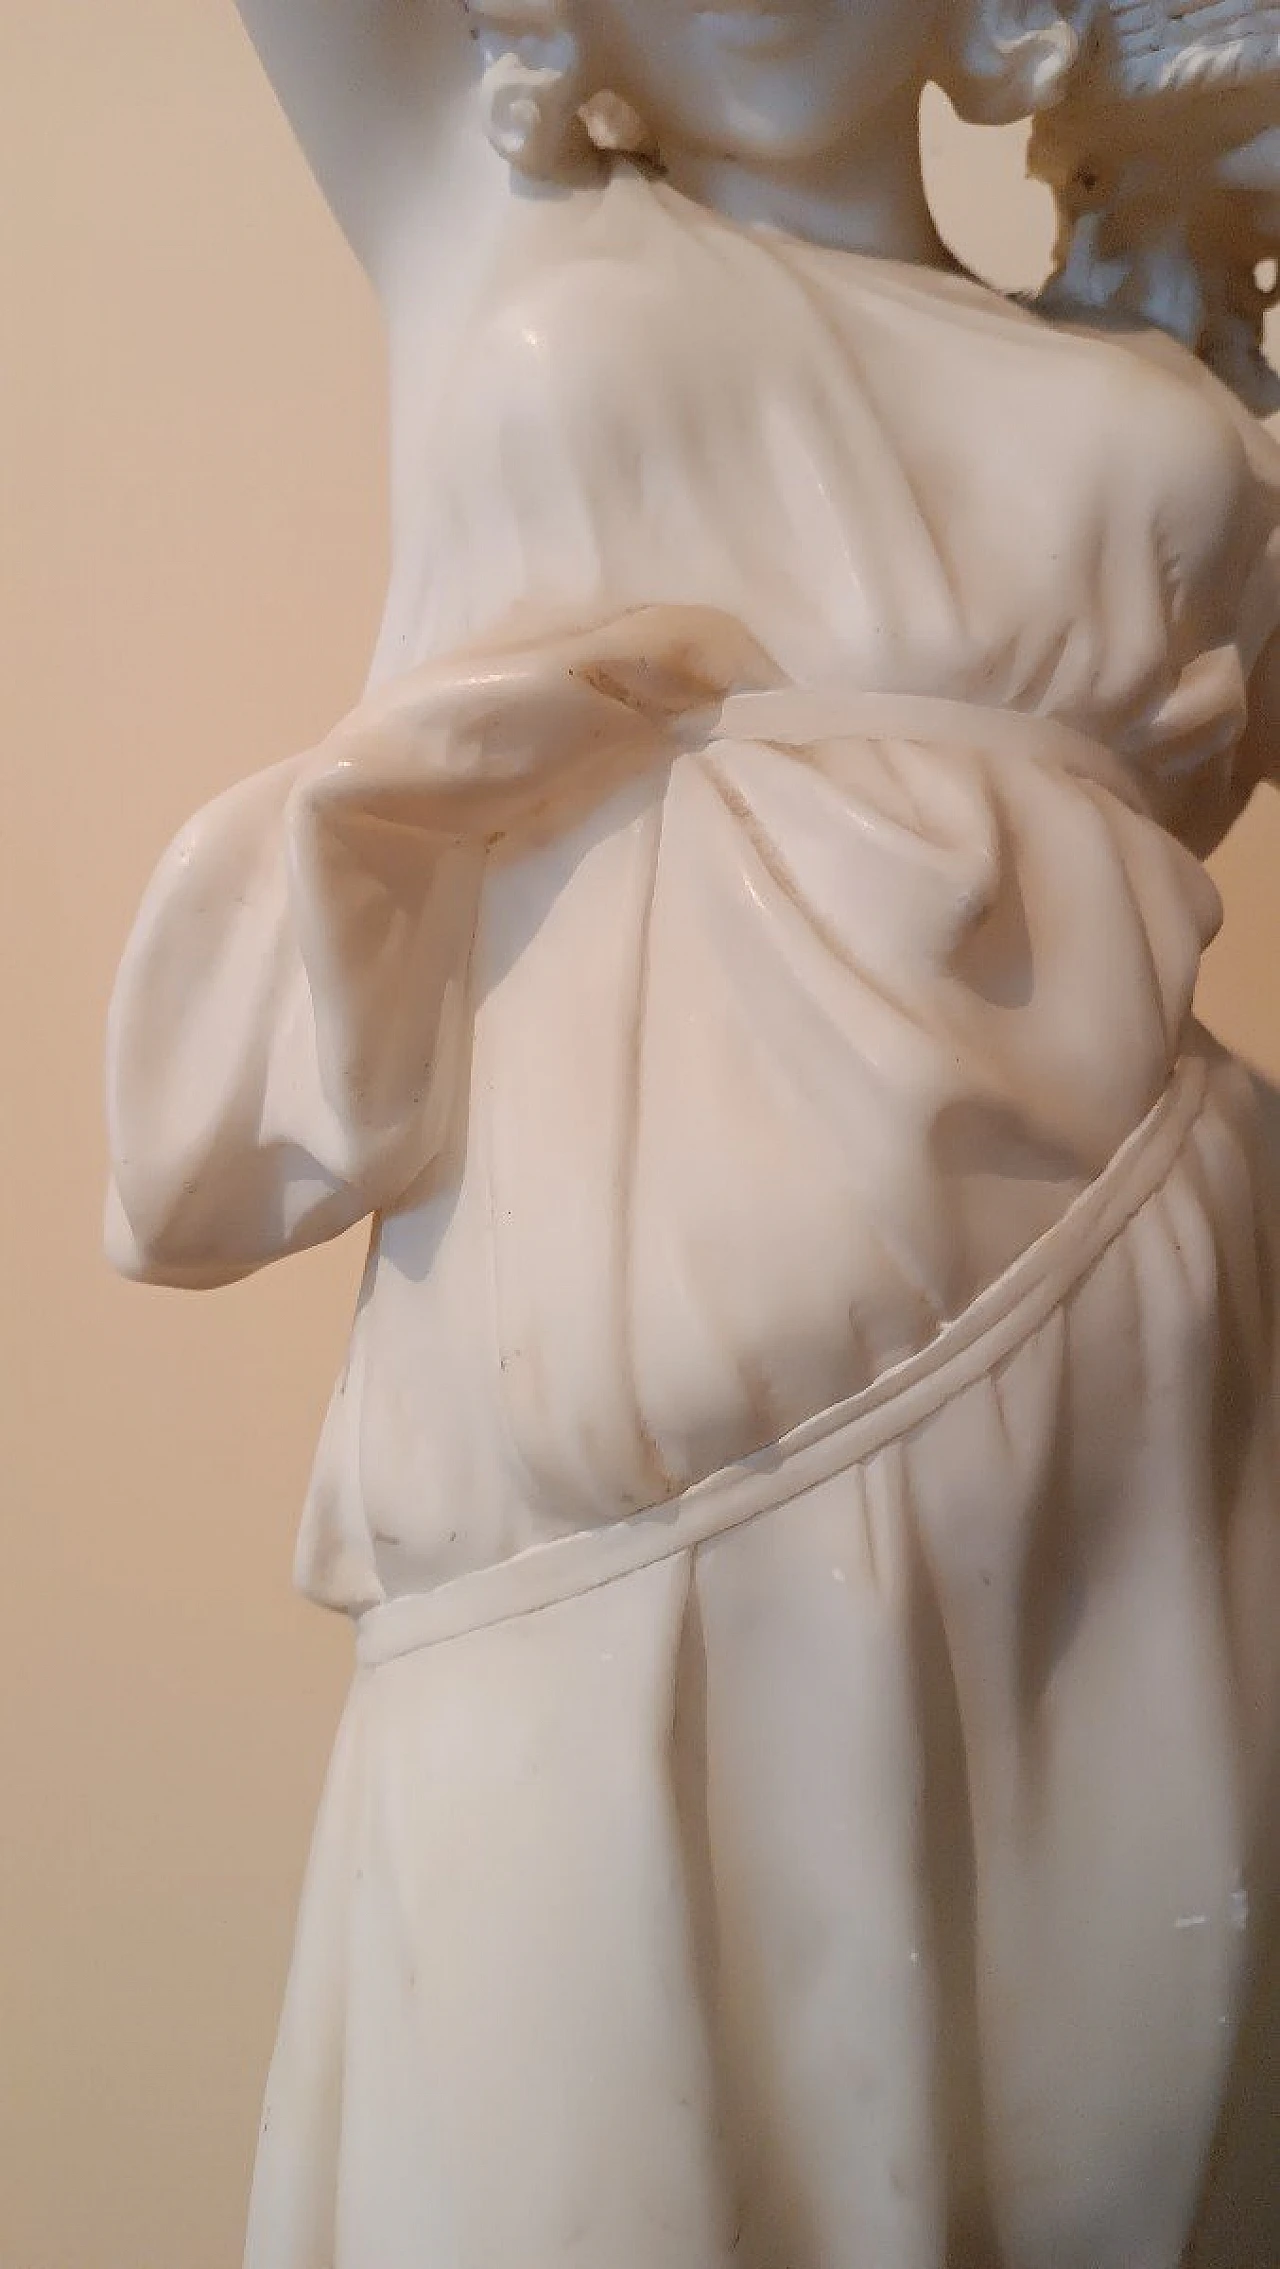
233 0 473 290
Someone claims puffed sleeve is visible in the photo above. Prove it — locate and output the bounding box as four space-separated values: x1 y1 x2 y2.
1217 399 1280 799
1235 524 1280 800
106 748 482 1287
106 603 777 1289
1122 489 1280 857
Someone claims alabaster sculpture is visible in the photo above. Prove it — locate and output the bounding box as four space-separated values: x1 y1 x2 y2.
106 2 1280 2262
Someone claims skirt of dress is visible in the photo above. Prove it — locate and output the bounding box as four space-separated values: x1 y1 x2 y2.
244 1045 1280 2269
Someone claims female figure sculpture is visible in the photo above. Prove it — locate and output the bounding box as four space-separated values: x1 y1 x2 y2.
107 3 1280 2262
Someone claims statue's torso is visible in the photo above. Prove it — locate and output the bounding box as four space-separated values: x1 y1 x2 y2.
295 177 1280 1612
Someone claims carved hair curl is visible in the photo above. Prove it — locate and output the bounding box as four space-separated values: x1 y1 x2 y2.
461 0 650 181
935 0 1094 124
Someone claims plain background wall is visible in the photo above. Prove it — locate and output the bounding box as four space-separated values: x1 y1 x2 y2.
2 8 1278 2264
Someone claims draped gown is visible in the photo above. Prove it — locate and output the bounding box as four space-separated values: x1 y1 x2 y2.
107 173 1280 2268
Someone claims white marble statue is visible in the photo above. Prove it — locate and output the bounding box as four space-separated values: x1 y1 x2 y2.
106 2 1280 2263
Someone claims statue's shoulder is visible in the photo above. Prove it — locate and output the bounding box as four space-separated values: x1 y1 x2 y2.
1003 297 1269 596
476 177 706 349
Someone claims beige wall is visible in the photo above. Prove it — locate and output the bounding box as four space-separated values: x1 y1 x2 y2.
3 10 1277 2265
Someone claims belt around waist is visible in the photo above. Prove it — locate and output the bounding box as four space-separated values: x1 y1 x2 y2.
357 1051 1210 1670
